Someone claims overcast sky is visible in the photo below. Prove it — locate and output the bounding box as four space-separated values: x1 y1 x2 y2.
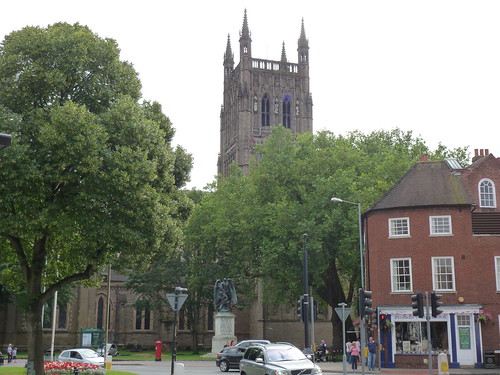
2 1 500 189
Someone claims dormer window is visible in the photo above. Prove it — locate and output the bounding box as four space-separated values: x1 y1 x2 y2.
479 178 496 208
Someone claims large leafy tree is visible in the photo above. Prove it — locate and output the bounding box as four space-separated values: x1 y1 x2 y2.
190 126 466 349
0 23 192 374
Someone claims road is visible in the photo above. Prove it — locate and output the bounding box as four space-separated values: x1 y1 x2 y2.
112 360 224 375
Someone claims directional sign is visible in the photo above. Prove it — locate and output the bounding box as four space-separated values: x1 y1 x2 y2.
334 307 352 322
166 293 188 311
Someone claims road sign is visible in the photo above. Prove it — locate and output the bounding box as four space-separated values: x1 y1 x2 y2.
166 294 188 311
334 307 352 322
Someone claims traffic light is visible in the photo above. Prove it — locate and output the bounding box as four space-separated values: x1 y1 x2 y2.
431 291 443 317
297 296 304 322
359 288 374 317
411 291 424 318
380 314 387 329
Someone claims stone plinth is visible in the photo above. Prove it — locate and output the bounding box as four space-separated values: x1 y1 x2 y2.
211 311 237 354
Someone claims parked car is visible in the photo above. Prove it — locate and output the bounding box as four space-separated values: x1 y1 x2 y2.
58 348 105 367
239 342 322 375
216 345 247 372
235 339 271 349
97 343 119 357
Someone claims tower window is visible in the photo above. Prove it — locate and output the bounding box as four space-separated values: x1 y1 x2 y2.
282 95 291 129
261 95 270 126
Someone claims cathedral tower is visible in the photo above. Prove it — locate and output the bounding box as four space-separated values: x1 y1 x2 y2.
218 10 313 177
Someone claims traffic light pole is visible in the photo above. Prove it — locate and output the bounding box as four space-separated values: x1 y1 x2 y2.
302 234 310 350
425 292 432 375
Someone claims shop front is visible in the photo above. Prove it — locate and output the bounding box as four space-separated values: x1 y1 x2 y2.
378 306 482 368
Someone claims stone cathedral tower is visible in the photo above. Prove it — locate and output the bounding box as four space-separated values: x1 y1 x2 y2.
218 10 313 177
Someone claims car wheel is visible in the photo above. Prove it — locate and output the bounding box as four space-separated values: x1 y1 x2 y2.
219 359 229 372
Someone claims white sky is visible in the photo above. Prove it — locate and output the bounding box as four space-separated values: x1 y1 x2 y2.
2 1 500 189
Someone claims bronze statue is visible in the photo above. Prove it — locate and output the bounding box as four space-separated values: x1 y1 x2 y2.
214 278 237 312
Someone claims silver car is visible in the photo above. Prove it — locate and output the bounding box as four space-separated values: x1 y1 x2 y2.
239 342 322 375
58 348 104 367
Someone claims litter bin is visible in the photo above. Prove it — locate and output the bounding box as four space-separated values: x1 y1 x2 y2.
484 350 496 369
0 355 4 366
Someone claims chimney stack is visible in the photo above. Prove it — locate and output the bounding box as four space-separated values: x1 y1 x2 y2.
472 148 490 163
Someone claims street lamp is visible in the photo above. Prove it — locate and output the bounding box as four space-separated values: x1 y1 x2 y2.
331 197 367 375
0 133 12 150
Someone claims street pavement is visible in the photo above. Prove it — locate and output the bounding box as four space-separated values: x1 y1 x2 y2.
2 358 499 375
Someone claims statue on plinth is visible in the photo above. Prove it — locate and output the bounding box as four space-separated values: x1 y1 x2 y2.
214 278 237 312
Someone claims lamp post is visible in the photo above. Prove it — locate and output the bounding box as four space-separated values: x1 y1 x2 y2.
331 197 366 375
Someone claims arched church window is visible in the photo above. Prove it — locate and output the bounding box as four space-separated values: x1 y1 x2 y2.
97 296 104 329
261 95 270 126
282 95 291 129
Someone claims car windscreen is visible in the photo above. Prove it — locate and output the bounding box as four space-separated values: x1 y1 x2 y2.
266 347 307 362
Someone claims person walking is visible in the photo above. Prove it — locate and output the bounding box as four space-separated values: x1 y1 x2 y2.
350 341 359 371
346 340 352 364
7 344 13 363
367 337 378 371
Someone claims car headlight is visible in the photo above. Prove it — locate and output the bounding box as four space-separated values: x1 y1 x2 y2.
311 366 323 374
273 371 288 375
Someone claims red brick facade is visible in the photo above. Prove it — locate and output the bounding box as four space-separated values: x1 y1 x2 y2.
364 152 500 368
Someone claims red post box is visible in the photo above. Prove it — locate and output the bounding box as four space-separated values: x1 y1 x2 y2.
155 341 162 361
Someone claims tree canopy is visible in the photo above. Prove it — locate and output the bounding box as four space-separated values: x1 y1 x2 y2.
186 126 467 348
0 22 192 374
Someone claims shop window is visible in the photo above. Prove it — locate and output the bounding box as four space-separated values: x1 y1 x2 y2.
395 321 448 354
389 217 410 237
391 258 412 292
432 257 455 291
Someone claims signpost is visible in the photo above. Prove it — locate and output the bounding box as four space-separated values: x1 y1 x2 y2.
335 303 352 375
166 287 188 375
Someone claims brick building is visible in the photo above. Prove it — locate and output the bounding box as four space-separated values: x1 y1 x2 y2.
364 150 500 368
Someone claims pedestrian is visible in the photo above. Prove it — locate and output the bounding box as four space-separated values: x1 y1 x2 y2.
12 348 17 362
319 340 327 362
350 341 359 371
346 340 352 364
367 337 377 371
7 344 13 363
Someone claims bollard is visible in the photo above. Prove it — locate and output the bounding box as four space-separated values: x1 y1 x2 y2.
438 352 449 375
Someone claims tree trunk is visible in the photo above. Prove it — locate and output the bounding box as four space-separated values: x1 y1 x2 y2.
26 300 45 375
316 258 357 350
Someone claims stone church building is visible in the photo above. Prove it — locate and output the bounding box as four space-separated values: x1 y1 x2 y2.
0 11 334 354
218 10 313 177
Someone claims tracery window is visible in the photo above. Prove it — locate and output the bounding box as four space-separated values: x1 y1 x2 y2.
282 95 291 128
261 95 270 126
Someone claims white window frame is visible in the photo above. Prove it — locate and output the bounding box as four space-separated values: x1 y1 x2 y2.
432 256 455 291
429 215 452 236
390 258 412 292
389 217 410 238
478 178 497 208
495 256 500 292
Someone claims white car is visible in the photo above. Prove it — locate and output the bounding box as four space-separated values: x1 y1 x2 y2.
58 348 104 367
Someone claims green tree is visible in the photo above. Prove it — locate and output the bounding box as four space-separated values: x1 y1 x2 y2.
191 126 465 349
0 23 192 374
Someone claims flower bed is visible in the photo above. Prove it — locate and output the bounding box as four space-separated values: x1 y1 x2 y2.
44 361 105 375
